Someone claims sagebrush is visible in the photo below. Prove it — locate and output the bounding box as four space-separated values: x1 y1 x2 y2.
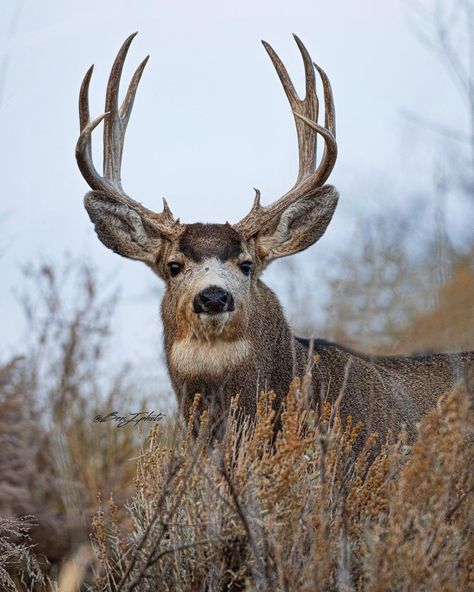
90 377 474 591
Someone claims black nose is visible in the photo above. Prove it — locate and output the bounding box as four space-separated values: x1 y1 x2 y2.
193 286 235 315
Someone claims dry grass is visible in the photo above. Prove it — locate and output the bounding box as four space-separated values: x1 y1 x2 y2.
0 516 45 591
89 378 474 591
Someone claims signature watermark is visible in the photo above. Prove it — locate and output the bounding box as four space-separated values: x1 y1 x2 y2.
93 411 166 428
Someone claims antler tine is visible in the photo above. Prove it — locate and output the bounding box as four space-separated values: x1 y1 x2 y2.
79 65 93 132
293 63 337 186
292 34 319 183
262 36 318 184
235 36 337 239
76 34 182 238
120 55 150 121
103 32 142 186
315 63 336 137
76 66 106 191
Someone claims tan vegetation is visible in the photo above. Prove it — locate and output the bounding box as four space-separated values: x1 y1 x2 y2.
88 377 474 591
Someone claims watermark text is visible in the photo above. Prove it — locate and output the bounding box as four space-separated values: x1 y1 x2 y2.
93 411 165 428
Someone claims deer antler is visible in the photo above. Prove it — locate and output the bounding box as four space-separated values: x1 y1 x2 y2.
234 35 337 239
76 33 182 239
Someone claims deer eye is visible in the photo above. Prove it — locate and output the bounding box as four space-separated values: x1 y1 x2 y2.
168 262 182 277
240 261 253 276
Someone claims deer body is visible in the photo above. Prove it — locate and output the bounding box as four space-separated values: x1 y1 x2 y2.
161 223 471 441
76 34 473 444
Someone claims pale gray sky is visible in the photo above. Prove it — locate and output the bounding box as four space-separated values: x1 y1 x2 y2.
1 0 472 386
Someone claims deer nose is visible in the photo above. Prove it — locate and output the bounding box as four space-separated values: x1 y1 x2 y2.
193 286 235 315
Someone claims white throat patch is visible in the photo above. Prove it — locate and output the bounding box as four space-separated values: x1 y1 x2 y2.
171 338 252 377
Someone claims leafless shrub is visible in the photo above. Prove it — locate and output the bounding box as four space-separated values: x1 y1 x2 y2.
0 257 151 580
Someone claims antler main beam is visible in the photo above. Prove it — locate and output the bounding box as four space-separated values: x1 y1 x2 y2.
234 35 337 239
76 33 181 238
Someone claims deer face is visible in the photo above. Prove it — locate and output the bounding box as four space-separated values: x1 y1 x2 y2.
160 223 254 342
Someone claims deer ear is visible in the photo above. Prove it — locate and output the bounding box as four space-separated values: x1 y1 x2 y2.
255 185 338 264
84 191 163 265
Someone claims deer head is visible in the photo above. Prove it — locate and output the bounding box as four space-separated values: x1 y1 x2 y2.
76 33 338 364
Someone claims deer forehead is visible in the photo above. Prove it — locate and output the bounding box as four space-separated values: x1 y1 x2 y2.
177 223 245 263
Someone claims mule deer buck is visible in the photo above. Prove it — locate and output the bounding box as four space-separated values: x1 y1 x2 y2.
76 33 473 443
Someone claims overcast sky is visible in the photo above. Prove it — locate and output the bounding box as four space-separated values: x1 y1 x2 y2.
1 0 472 394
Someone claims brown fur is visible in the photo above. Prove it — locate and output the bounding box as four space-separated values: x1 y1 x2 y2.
178 224 243 262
